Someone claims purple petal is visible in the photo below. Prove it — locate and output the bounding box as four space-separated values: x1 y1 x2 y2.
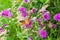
21 12 28 17
29 36 32 40
24 0 30 3
8 13 13 18
18 7 27 12
1 9 13 18
2 10 9 16
38 30 48 38
52 24 57 28
0 28 4 32
37 18 42 24
54 13 60 22
43 13 50 21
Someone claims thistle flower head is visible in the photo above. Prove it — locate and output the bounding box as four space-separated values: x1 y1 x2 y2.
0 28 4 32
21 12 28 17
28 36 32 40
24 0 30 3
30 8 37 14
54 13 60 22
37 18 42 23
2 9 13 18
19 7 28 17
25 20 33 28
52 24 57 28
38 29 48 38
18 7 27 13
43 12 50 21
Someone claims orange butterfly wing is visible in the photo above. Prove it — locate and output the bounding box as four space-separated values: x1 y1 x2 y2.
20 17 30 25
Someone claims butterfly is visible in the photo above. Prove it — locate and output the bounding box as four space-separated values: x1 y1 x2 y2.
19 17 31 26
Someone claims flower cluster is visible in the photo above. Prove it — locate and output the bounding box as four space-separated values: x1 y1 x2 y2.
1 9 13 18
19 7 28 17
0 0 60 40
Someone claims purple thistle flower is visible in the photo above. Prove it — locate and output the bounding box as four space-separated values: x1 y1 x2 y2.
24 0 30 3
2 10 8 16
43 13 50 21
0 28 4 32
28 36 32 40
52 24 57 28
29 20 33 26
3 24 7 27
8 13 13 18
0 28 7 36
18 7 28 17
32 8 37 13
54 13 60 22
30 10 33 14
3 24 8 27
2 9 13 18
25 20 33 28
21 12 28 17
30 8 37 14
37 18 42 24
38 30 48 38
18 7 27 13
25 24 30 28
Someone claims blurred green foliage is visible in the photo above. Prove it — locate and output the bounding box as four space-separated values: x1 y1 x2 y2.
0 0 12 11
0 0 60 40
